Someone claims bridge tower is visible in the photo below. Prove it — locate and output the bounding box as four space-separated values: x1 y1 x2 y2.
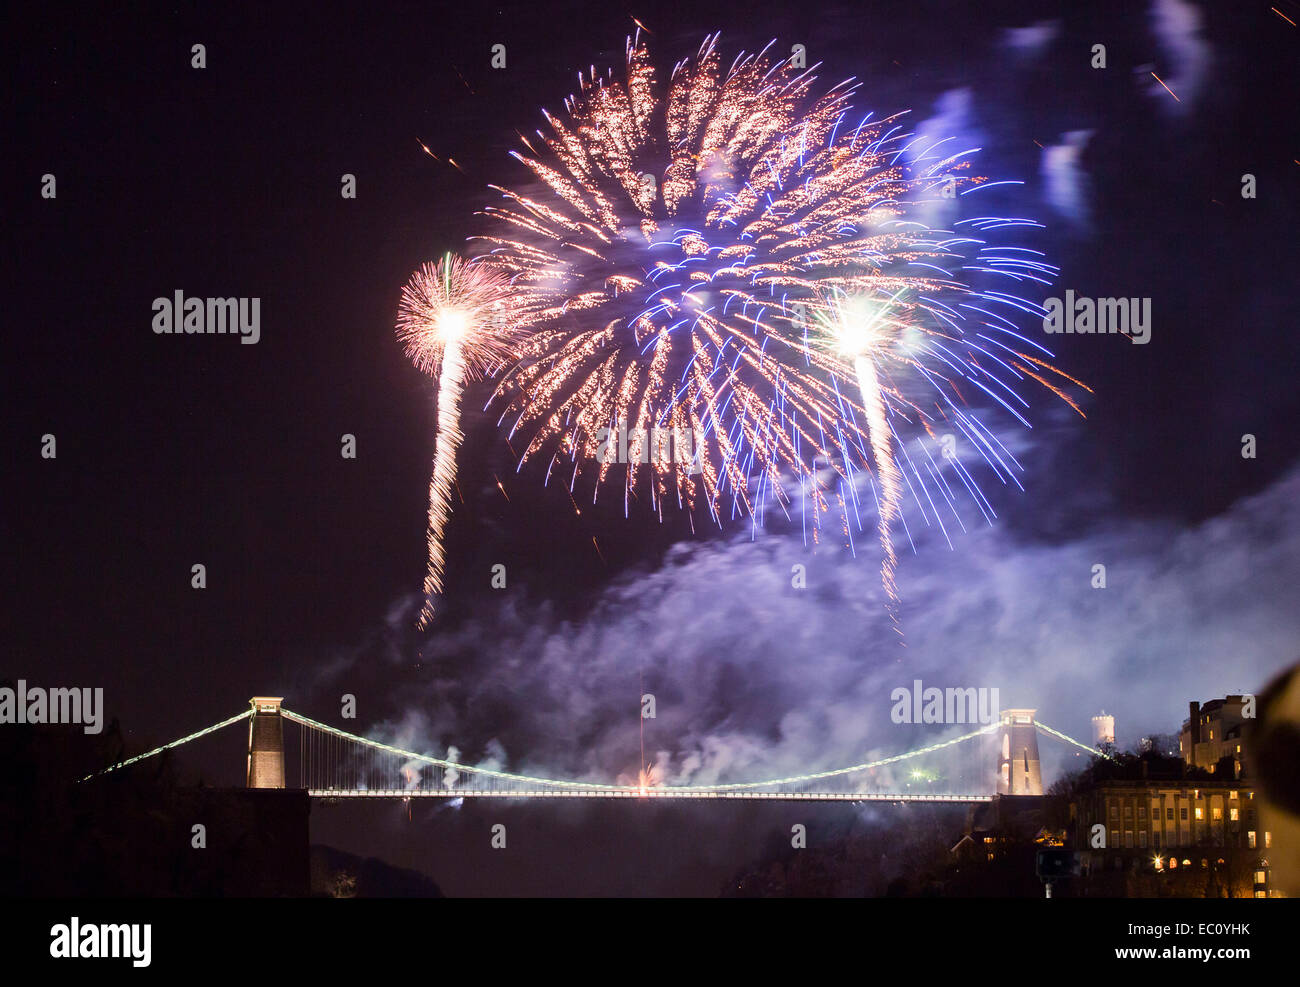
997 708 1043 796
247 697 285 788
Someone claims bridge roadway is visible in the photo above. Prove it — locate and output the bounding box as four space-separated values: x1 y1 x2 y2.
307 788 993 802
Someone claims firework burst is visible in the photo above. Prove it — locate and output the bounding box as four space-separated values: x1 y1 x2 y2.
396 254 518 628
473 32 1089 622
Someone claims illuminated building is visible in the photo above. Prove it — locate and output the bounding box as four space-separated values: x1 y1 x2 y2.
1071 779 1275 896
1179 697 1249 777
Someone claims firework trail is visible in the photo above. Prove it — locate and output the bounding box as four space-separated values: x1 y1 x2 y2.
812 290 911 627
857 354 902 621
396 254 518 628
473 32 1089 621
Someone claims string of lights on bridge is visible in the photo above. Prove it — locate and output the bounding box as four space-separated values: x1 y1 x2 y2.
78 704 1108 800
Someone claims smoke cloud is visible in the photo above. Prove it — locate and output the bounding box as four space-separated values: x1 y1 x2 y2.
321 462 1300 794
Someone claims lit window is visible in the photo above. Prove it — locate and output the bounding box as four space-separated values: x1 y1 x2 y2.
1230 791 1238 800
1230 808 1239 821
1195 808 1204 820
1212 807 1222 821
1266 832 1272 848
1248 831 1257 848
1255 870 1267 884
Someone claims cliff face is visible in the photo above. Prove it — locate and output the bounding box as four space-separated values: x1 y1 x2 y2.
2 711 316 897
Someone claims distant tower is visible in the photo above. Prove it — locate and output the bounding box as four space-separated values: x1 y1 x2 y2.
247 697 285 788
1092 711 1116 747
997 709 1043 796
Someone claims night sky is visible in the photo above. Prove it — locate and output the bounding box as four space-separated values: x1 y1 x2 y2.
7 1 1299 894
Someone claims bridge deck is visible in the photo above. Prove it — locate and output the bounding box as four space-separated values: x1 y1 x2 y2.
308 789 993 802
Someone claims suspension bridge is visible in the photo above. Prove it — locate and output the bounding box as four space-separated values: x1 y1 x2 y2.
79 697 1106 802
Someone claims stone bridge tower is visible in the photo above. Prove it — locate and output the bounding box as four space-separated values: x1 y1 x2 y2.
247 697 285 788
997 708 1043 796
